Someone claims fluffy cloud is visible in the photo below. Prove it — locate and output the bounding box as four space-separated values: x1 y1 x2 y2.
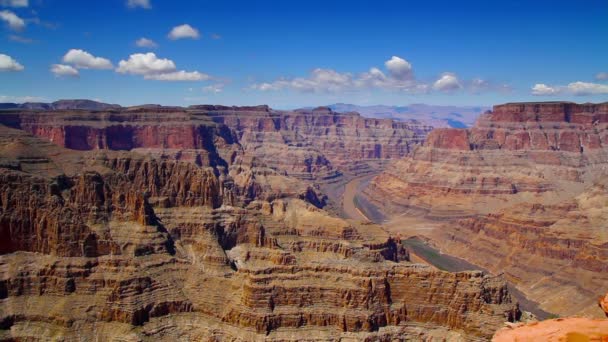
168 24 200 40
127 0 150 9
596 72 608 81
145 70 209 81
116 52 208 81
531 81 608 96
252 68 355 93
0 0 28 7
116 52 175 75
0 53 24 71
62 49 113 69
135 37 158 48
432 73 461 92
531 83 557 95
385 56 413 80
203 84 224 93
567 81 608 95
252 56 421 93
50 64 79 77
251 56 494 95
0 10 25 30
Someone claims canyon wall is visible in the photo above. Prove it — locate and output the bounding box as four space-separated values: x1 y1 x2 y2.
0 105 431 181
0 123 518 340
367 101 608 317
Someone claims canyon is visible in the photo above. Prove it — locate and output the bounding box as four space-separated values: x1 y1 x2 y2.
0 102 516 341
1 100 607 340
366 102 608 319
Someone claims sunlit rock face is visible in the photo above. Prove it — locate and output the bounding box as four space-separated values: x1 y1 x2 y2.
493 294 608 342
367 101 608 317
0 104 432 182
0 114 517 341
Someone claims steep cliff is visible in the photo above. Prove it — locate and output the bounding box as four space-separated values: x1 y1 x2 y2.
0 125 518 340
366 101 608 317
368 102 608 216
0 104 431 181
203 105 431 177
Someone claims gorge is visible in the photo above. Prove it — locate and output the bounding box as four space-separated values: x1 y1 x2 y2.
0 100 607 340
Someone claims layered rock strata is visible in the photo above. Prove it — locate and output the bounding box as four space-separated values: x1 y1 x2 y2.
367 102 608 317
0 125 518 340
0 105 431 182
369 102 608 217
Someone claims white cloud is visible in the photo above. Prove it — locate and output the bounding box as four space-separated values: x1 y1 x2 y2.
0 10 25 30
116 52 209 81
168 24 200 40
252 68 355 93
127 0 150 9
0 95 45 103
0 0 28 8
203 83 224 93
251 64 422 93
531 81 608 96
385 56 413 80
0 53 24 71
62 49 113 69
596 72 608 81
50 64 79 77
145 70 209 81
567 81 608 96
433 72 461 92
531 83 558 95
135 37 158 48
116 52 176 75
251 56 502 95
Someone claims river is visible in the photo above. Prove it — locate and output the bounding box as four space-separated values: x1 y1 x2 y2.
339 173 551 319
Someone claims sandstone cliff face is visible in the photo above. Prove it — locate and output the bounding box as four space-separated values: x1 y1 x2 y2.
368 102 608 216
367 101 608 317
206 106 431 177
0 105 431 181
0 125 518 340
1 109 241 169
435 179 608 316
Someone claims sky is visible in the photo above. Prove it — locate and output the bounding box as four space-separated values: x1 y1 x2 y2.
0 0 607 108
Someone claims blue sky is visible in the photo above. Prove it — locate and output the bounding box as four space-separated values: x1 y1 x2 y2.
0 0 607 108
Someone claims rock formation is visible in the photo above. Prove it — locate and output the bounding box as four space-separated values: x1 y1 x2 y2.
0 104 431 182
367 101 608 317
601 293 608 317
492 292 608 341
0 115 518 340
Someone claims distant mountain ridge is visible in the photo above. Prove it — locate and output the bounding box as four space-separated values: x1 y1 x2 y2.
0 100 487 128
328 103 489 128
0 99 121 111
